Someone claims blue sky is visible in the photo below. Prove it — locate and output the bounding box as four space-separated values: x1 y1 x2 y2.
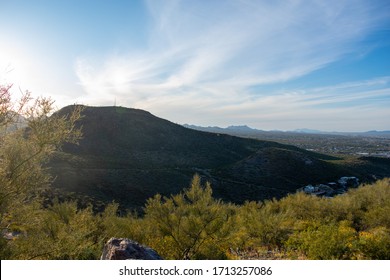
1 0 389 131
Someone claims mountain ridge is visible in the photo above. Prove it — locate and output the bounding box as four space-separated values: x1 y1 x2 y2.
183 123 390 137
48 106 390 210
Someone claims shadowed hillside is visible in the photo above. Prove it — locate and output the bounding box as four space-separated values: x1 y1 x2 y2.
48 106 390 209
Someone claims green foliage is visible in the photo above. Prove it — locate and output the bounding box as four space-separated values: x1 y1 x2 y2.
286 220 357 259
2 175 390 260
0 236 12 259
9 201 101 259
238 201 289 251
0 85 83 223
100 203 144 244
357 227 390 259
279 192 331 222
143 174 235 259
1 84 84 259
282 179 390 259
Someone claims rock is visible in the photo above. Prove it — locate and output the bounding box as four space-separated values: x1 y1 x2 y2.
2 230 23 240
101 238 163 260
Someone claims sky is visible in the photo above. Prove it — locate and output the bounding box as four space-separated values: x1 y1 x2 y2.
0 0 389 132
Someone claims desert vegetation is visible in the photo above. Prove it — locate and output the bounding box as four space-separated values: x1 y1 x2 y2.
2 173 390 260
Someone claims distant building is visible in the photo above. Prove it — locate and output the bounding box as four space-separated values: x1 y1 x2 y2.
304 185 316 193
301 176 360 197
303 184 326 196
338 177 359 188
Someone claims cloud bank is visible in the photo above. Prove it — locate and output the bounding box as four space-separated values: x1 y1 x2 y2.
75 0 390 131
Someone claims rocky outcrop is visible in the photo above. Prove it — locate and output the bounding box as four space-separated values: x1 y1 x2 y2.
101 238 163 260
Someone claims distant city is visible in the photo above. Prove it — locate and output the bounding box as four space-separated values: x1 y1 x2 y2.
183 124 390 158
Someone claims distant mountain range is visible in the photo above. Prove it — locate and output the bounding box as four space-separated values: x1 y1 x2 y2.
47 106 390 210
0 112 28 133
183 124 390 138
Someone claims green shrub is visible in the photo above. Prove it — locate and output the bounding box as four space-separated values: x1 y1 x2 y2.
143 174 235 259
238 200 290 251
358 227 390 259
285 220 357 259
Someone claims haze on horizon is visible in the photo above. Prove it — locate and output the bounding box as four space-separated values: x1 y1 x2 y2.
1 0 389 132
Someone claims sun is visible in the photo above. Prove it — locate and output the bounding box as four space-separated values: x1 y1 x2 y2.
0 42 34 87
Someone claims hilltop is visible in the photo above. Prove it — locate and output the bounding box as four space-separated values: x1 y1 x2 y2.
48 106 390 210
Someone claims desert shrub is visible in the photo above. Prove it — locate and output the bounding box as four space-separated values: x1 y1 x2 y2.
357 227 390 259
100 203 145 245
238 200 290 251
9 201 101 259
0 84 84 259
285 220 357 259
358 180 390 230
328 179 390 231
143 174 235 259
0 235 12 259
278 192 333 222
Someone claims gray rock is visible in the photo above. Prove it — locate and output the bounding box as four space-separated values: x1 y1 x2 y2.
101 238 163 260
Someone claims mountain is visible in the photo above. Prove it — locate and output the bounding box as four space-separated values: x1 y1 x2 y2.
182 124 264 136
0 112 28 133
48 106 390 210
360 130 390 138
226 125 260 132
293 128 324 134
184 124 390 138
294 129 390 138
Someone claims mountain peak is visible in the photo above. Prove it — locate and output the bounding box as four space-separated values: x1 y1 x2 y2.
293 128 324 134
226 125 255 131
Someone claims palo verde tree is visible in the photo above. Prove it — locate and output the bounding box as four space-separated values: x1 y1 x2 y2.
0 84 83 257
9 200 101 260
143 174 235 259
238 200 290 252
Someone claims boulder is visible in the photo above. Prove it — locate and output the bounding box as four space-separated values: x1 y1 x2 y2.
101 238 163 260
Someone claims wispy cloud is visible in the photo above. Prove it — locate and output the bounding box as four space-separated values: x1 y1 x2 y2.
75 0 390 130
